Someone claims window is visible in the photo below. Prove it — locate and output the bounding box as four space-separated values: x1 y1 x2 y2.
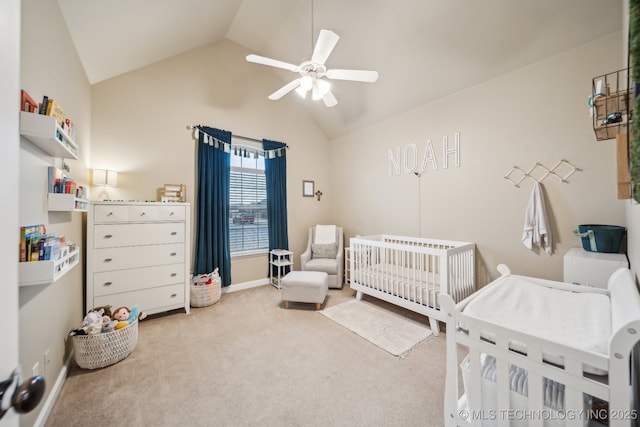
229 150 268 255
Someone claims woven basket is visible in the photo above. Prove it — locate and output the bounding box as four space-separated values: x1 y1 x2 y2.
72 321 138 369
190 280 221 307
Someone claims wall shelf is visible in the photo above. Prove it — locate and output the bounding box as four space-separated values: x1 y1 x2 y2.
19 111 78 159
19 246 80 286
591 69 633 142
48 193 88 212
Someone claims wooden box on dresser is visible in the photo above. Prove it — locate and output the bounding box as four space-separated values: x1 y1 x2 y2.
86 201 191 315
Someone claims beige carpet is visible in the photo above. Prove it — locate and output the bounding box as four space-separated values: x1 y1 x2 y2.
320 299 432 357
45 284 454 427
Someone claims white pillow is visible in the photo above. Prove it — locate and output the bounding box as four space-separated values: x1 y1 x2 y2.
314 225 336 244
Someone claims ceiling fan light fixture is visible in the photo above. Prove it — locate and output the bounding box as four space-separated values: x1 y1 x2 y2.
311 85 322 101
312 79 331 101
318 78 330 94
300 75 314 91
295 85 308 98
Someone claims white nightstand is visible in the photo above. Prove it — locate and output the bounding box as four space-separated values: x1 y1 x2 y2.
563 247 628 289
269 249 293 289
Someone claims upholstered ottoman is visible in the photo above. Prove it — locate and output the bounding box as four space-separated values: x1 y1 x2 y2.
281 271 329 310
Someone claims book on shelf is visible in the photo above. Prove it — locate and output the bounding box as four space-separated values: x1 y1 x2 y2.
48 166 63 193
45 98 65 127
75 185 86 199
20 226 67 263
39 95 49 115
43 235 61 261
20 224 46 262
63 118 74 138
20 90 37 113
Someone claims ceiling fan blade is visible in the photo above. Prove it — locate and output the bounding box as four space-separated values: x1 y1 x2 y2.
326 69 379 82
246 54 299 72
311 29 340 65
268 78 301 100
322 90 338 108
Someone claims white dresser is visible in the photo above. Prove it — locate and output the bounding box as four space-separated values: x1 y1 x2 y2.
563 247 628 289
86 201 191 315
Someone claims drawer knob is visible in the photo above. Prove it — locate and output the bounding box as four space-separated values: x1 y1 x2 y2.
104 234 113 239
170 273 177 277
170 293 177 298
169 212 175 216
107 212 113 216
140 212 146 216
103 282 113 286
170 232 177 236
103 258 112 263
170 252 177 256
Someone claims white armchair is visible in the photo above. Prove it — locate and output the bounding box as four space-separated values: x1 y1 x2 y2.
300 225 344 289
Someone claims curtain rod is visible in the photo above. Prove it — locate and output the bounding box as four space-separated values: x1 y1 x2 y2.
188 125 262 144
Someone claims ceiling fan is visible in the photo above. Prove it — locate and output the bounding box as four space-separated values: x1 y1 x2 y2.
246 29 379 107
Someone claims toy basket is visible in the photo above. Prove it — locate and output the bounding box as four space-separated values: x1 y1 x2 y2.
573 224 626 253
190 279 221 307
71 321 138 369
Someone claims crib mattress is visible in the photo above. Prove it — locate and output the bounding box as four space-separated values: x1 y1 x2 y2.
354 263 439 285
354 264 440 298
462 275 610 373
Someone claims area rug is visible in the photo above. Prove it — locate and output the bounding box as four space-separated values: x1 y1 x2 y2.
320 300 432 357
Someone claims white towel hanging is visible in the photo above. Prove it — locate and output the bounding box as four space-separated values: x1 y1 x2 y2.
521 182 553 254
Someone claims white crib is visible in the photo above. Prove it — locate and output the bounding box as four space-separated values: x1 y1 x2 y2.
441 264 640 427
349 234 476 335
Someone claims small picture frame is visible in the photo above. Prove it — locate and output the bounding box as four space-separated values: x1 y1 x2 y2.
302 180 314 197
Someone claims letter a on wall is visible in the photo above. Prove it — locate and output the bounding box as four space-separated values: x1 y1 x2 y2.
420 140 438 171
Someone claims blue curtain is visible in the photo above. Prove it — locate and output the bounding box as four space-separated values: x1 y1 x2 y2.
263 139 289 275
193 127 231 287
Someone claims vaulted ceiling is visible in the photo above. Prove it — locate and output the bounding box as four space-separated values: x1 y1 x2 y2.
57 0 622 138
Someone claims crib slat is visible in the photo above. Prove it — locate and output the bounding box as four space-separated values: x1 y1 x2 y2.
564 358 585 427
468 344 483 424
492 335 510 427
525 346 544 427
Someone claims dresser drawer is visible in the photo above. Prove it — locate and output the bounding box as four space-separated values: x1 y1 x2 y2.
93 264 185 297
93 283 185 315
94 204 186 223
94 204 128 222
92 243 185 272
93 223 185 248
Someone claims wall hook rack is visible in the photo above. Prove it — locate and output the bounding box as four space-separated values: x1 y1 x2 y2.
504 159 582 187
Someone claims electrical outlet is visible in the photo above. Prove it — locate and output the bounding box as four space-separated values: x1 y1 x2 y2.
44 350 51 375
32 361 39 377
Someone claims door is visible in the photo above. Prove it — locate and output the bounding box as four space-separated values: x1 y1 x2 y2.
0 0 21 425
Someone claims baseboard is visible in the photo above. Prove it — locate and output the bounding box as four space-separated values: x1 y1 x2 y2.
222 278 270 293
33 350 73 427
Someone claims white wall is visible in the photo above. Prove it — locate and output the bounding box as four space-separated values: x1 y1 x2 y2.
90 39 334 284
1 0 21 425
331 33 626 284
19 0 91 425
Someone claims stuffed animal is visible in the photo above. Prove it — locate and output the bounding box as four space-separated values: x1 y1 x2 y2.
101 316 118 333
69 308 106 336
112 304 147 330
85 305 118 333
112 306 131 330
88 305 112 318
